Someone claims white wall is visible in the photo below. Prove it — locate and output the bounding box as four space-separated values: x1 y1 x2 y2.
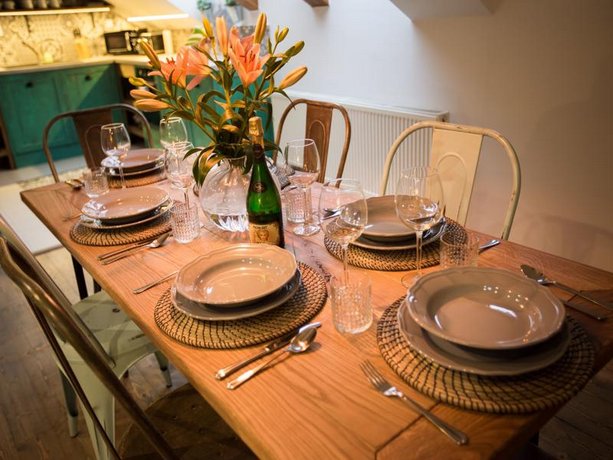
260 0 613 272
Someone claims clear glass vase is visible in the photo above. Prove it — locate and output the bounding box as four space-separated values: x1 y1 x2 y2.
199 155 250 233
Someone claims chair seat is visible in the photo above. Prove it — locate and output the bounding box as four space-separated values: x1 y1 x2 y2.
118 383 256 459
62 291 158 376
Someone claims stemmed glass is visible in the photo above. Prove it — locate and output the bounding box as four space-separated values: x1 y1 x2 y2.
395 167 445 287
159 117 188 149
319 178 368 282
285 139 321 236
166 141 196 205
100 123 130 189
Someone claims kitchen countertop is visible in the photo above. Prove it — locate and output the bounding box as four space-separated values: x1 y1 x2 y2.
0 54 170 75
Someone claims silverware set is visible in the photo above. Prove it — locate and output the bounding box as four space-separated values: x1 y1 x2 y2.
98 232 171 264
521 264 610 320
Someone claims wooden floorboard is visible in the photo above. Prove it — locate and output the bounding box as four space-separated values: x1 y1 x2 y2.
0 247 611 459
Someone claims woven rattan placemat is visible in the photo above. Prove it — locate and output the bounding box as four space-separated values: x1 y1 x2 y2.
324 220 464 271
109 170 166 188
154 262 327 349
70 213 171 246
376 298 595 414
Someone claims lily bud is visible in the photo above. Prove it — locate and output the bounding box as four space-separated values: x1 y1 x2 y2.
134 99 170 112
129 89 156 100
128 76 148 87
278 66 307 90
216 16 228 55
140 41 161 68
254 13 267 44
276 27 289 43
202 17 214 39
286 41 305 57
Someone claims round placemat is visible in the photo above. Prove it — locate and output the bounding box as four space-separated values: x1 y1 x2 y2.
324 220 464 271
70 213 171 246
154 262 327 349
109 170 166 188
377 298 595 414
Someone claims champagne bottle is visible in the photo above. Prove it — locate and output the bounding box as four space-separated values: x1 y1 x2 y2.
246 116 285 247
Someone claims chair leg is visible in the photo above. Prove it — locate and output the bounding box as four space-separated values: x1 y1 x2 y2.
154 351 173 388
71 256 89 300
60 372 79 438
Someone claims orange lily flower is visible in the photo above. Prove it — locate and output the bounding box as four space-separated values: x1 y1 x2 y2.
228 27 269 88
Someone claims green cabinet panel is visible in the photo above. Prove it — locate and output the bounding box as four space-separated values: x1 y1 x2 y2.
0 64 122 168
0 73 69 156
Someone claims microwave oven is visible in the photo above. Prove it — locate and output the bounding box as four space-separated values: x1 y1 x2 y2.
104 30 166 55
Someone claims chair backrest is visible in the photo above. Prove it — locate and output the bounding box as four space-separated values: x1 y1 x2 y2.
0 215 175 459
42 103 153 183
275 98 351 183
379 120 521 240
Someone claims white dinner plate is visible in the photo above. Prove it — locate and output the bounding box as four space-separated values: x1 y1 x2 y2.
171 270 301 321
397 300 570 376
81 187 170 224
176 244 298 307
362 196 414 242
406 267 566 350
101 148 164 172
79 200 172 230
352 219 446 251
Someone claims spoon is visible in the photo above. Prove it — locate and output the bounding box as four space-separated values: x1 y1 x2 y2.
227 327 318 390
100 232 171 265
64 179 83 190
479 238 500 253
521 264 612 311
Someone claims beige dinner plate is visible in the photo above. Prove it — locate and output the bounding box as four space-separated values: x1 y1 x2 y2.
78 200 171 230
397 300 570 376
171 270 301 321
101 148 164 172
352 219 445 251
362 196 413 242
175 244 297 307
406 267 566 350
81 187 170 224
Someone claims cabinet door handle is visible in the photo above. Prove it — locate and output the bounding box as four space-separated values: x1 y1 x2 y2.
84 75 92 81
25 81 34 88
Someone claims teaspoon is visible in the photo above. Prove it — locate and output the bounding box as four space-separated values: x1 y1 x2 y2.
227 327 318 390
521 264 612 311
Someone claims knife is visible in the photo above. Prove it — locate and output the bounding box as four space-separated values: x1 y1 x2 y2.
215 322 321 380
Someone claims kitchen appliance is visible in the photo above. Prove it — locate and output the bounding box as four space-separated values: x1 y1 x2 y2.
103 30 142 55
104 29 166 55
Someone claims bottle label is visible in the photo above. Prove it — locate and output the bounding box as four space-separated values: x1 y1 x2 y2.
252 181 266 193
249 222 281 245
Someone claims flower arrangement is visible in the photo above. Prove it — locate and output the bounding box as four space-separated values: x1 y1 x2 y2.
129 13 307 184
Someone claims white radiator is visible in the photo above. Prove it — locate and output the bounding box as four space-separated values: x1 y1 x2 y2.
272 91 448 195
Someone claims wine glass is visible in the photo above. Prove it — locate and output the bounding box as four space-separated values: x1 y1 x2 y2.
100 123 130 189
395 167 445 287
159 117 188 149
319 178 367 283
285 138 321 236
166 141 195 205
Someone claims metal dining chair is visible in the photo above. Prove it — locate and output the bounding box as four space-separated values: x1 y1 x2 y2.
41 103 153 300
379 120 521 240
42 103 154 183
0 215 179 460
275 98 352 183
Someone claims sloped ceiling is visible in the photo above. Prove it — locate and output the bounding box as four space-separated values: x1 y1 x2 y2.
106 0 201 30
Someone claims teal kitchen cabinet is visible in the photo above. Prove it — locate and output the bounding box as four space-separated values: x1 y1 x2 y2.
0 64 121 168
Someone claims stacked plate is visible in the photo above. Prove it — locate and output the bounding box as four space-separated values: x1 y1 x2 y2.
102 148 165 178
80 187 171 230
171 244 300 320
398 267 569 376
353 196 445 251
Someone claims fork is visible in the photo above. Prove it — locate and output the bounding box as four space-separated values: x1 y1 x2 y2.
360 361 468 445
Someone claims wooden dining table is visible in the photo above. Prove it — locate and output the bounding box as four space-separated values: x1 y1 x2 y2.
21 181 613 459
